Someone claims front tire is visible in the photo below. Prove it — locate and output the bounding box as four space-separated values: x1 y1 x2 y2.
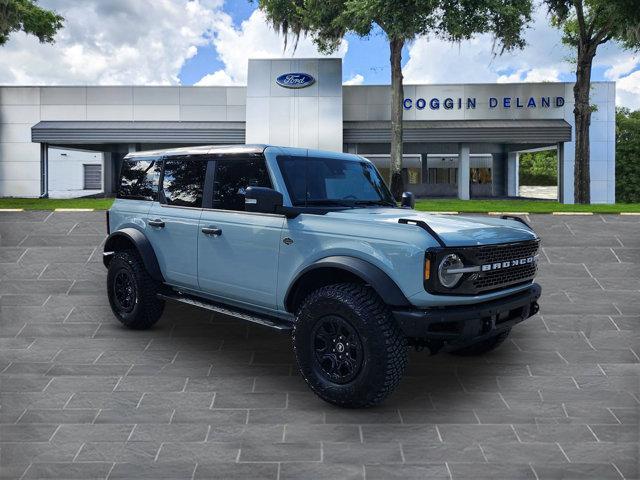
107 250 164 329
449 329 511 356
293 283 408 408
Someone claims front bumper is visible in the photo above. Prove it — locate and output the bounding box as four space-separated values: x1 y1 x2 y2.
392 283 541 351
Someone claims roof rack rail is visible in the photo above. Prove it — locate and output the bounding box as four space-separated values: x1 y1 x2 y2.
398 218 446 247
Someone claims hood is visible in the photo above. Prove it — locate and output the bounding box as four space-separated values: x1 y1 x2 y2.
323 208 538 247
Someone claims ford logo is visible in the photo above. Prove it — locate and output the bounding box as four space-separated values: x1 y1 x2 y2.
276 72 315 89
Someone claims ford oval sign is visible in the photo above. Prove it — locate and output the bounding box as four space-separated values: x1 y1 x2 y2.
276 72 315 89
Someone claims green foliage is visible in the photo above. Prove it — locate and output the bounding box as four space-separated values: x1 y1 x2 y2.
545 0 640 50
0 0 63 46
519 150 558 186
616 108 640 203
258 0 532 53
0 197 114 210
413 198 640 213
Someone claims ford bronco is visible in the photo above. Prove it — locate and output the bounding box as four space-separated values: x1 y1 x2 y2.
104 145 541 407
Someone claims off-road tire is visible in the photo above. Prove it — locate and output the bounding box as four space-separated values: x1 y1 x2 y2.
293 283 408 408
449 329 511 356
107 250 164 329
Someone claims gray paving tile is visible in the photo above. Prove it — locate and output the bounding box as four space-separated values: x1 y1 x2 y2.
0 212 637 480
108 461 196 479
449 462 536 479
51 424 134 443
156 442 240 462
128 424 209 442
280 463 364 480
532 462 624 480
23 462 112 479
402 441 485 463
194 463 278 479
238 441 321 462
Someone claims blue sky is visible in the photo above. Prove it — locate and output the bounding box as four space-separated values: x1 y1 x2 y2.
178 1 623 87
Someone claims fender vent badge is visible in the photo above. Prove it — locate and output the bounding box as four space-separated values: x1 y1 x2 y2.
283 237 294 245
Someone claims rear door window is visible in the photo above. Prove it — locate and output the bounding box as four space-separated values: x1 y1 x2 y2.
161 156 208 208
117 157 161 201
213 157 272 211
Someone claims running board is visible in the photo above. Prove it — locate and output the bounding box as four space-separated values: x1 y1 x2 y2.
157 293 293 333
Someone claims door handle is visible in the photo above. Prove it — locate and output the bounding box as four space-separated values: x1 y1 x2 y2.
148 219 165 228
202 226 222 236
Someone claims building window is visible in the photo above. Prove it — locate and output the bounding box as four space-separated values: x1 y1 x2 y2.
83 164 102 190
471 168 492 184
407 168 421 185
428 168 458 185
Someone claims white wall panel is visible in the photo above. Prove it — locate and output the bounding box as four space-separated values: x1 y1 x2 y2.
86 87 133 105
0 87 40 105
41 105 86 121
86 105 134 121
41 87 87 105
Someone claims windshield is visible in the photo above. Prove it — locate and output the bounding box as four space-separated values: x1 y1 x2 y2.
277 155 396 207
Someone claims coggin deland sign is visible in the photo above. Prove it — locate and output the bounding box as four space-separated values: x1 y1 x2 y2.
403 95 565 110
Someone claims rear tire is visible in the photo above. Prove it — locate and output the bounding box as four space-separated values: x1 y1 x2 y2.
293 283 407 408
449 329 511 356
107 250 164 329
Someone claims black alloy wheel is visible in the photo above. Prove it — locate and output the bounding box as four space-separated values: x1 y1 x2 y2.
113 269 137 313
311 315 363 384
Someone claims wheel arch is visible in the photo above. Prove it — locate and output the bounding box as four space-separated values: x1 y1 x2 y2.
284 256 411 314
103 228 164 282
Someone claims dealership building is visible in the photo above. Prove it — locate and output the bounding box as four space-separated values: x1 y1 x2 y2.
0 58 616 203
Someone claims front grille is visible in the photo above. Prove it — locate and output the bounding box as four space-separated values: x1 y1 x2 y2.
425 239 540 295
472 262 538 290
474 241 539 265
466 240 539 293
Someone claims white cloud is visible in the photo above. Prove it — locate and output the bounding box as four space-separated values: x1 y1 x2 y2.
402 9 640 108
196 9 348 86
343 74 364 85
616 70 640 110
403 10 571 85
0 0 224 85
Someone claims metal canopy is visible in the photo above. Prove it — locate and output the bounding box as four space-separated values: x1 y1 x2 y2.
344 119 572 144
32 121 246 144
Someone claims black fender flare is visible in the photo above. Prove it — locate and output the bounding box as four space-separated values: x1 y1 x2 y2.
285 255 411 311
103 228 164 282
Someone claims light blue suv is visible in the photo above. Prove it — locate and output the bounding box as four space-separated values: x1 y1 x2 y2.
104 145 541 407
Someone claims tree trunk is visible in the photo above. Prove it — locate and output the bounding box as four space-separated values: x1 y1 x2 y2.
573 46 595 204
389 37 405 201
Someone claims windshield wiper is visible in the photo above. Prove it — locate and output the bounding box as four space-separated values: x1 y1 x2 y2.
353 200 397 207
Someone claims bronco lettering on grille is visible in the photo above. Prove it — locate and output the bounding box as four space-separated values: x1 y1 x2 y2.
481 255 538 272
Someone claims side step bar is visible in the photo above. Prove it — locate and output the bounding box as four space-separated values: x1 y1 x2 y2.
157 293 293 333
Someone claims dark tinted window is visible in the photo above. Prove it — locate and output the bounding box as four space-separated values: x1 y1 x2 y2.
277 155 394 207
162 157 207 208
118 158 161 201
213 157 271 211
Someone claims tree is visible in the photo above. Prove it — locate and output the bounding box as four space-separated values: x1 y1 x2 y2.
615 107 640 203
257 0 532 199
544 0 640 204
0 0 64 46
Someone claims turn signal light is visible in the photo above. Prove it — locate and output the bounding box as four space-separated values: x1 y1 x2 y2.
424 257 431 280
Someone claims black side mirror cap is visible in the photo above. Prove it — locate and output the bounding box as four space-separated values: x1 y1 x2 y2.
400 191 415 209
245 186 283 214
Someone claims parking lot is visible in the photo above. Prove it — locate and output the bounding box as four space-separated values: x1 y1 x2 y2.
0 211 638 480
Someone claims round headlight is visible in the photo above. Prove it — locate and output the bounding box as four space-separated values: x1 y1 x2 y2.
438 254 464 288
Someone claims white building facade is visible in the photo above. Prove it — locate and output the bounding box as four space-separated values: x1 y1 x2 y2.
0 58 616 203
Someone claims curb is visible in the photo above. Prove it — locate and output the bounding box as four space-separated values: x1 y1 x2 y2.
488 212 530 216
0 208 24 212
552 212 594 215
54 208 95 212
423 211 459 215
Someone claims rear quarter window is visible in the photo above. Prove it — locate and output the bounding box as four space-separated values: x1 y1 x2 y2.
117 157 161 201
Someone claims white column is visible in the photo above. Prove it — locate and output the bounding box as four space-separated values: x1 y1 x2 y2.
507 151 519 197
457 143 470 200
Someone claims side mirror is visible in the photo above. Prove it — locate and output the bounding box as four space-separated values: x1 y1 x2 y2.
400 191 415 209
245 186 283 214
